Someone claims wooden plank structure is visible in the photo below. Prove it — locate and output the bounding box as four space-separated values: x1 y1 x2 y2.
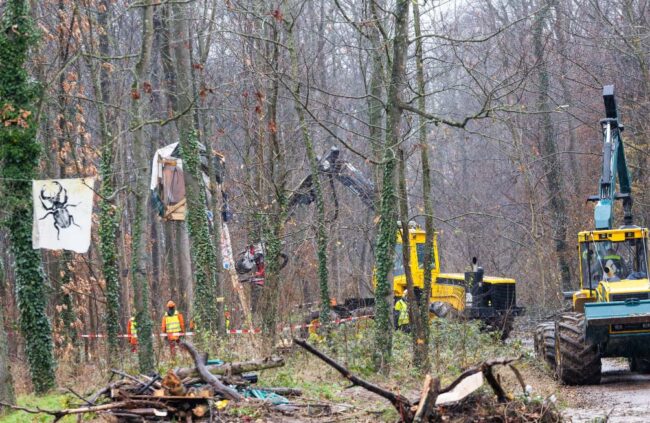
163 197 186 221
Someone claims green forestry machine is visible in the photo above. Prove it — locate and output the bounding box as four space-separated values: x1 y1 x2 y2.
534 85 650 384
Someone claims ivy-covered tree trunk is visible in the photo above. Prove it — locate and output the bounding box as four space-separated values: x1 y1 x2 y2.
58 252 78 348
129 1 155 373
287 26 331 329
412 0 431 373
93 0 122 364
78 0 120 360
178 130 219 332
171 2 219 332
373 0 410 373
0 0 56 393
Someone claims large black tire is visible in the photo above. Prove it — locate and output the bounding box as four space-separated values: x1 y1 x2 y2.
534 321 556 368
629 356 650 374
555 312 601 385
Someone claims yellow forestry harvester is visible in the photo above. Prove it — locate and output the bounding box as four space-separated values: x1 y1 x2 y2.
534 86 650 385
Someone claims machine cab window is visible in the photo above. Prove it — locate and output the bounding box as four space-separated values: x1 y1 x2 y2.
581 237 649 287
416 243 436 270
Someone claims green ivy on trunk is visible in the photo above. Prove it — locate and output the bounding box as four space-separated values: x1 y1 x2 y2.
0 0 56 393
179 130 219 333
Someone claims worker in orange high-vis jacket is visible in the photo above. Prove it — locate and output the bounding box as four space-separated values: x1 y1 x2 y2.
161 300 185 357
127 316 138 353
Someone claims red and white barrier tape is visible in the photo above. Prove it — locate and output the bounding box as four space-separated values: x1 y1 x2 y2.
224 315 373 335
76 315 372 338
81 332 195 339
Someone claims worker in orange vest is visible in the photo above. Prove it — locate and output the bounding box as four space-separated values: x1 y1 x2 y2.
127 316 138 353
161 300 185 357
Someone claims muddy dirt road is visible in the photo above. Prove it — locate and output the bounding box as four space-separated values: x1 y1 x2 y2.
561 358 650 422
516 321 650 422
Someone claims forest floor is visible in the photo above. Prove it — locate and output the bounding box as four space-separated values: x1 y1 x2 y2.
3 316 648 422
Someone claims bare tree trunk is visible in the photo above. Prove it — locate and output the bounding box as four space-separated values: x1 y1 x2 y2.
255 10 287 349
552 0 580 194
533 0 571 292
397 149 428 367
174 222 193 315
129 0 156 373
0 299 14 409
156 4 193 314
412 0 431 373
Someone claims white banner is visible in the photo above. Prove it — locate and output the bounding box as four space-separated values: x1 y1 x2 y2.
32 178 95 253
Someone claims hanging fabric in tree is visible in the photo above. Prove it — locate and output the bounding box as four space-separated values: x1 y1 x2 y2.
32 178 95 253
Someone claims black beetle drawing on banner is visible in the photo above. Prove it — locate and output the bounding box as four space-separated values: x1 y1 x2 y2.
39 181 80 239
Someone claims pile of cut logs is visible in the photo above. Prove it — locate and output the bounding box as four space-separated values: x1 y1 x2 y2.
0 341 290 422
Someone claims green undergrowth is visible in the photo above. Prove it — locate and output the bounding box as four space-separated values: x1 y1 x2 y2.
0 393 80 423
255 319 526 413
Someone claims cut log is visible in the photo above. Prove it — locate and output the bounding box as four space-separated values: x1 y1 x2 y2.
260 387 303 397
162 369 187 396
175 355 285 379
413 375 439 423
180 341 244 401
435 372 482 405
192 404 209 417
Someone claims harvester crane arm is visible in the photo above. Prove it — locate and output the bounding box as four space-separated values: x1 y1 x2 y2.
285 146 376 220
236 146 376 277
587 85 633 230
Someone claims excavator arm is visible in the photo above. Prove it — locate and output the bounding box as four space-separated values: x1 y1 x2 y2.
236 146 376 276
587 85 633 230
285 146 376 219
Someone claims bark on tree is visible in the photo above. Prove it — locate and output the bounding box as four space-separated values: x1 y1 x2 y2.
256 13 287 348
373 0 410 373
552 0 580 194
397 148 427 368
156 5 194 314
91 0 122 365
533 0 571 292
129 0 156 373
413 0 432 373
0 299 14 408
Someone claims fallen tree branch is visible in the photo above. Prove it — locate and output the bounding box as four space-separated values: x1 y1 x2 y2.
180 341 244 401
175 355 285 379
293 338 413 421
0 400 173 422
